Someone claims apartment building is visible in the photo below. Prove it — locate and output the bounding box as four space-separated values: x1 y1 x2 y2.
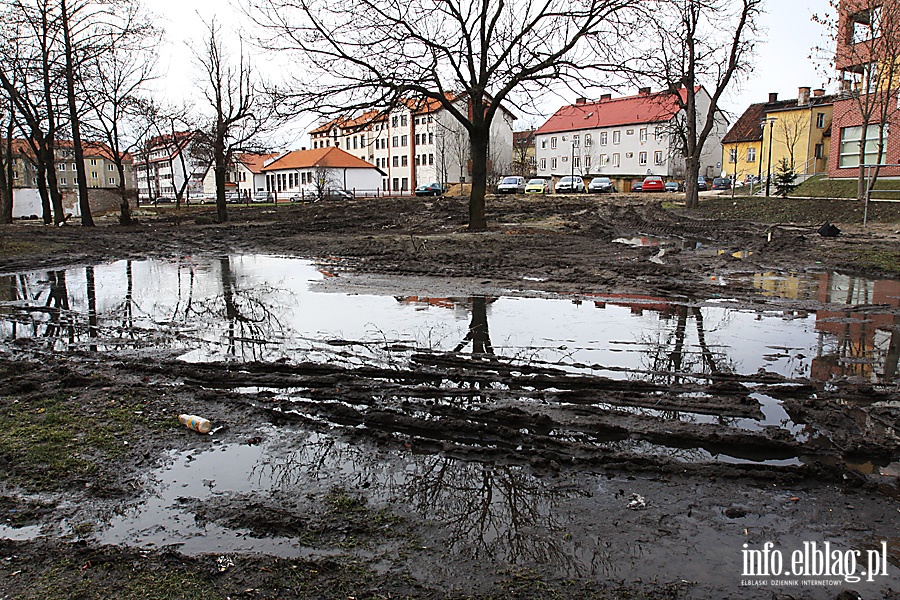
534 87 726 190
829 0 900 179
6 139 133 191
134 131 208 203
308 94 515 193
723 88 835 183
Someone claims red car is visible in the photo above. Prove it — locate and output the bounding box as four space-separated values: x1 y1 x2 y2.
641 176 665 192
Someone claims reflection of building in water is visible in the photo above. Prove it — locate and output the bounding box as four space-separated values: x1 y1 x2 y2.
811 275 900 383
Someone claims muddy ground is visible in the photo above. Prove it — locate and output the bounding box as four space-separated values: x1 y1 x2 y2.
0 192 899 599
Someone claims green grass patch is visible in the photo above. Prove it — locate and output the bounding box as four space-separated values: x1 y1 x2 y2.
796 174 900 199
0 394 139 491
850 248 900 273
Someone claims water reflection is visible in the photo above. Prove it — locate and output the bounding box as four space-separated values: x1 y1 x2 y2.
0 256 897 384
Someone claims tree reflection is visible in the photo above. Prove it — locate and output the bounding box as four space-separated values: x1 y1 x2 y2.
248 435 596 576
454 296 494 355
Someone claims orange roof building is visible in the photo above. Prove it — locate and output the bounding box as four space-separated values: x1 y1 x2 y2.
260 146 385 199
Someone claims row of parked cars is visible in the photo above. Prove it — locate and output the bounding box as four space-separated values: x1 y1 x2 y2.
499 175 682 194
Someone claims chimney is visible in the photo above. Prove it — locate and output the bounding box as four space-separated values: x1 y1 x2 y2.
813 88 825 97
575 97 587 105
768 92 778 103
798 86 811 104
600 93 612 101
639 87 651 95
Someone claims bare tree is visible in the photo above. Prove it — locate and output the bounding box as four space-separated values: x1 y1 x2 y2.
815 1 900 200
248 0 640 231
0 0 68 224
82 20 159 225
0 95 15 223
193 19 275 223
631 0 762 208
774 110 807 170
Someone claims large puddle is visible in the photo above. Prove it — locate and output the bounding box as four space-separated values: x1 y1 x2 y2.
1 255 898 384
2 256 899 594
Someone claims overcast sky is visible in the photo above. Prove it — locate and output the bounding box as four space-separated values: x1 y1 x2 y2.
150 0 834 144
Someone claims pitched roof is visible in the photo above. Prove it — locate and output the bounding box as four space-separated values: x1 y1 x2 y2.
536 89 697 135
237 152 279 173
722 95 838 144
261 146 379 171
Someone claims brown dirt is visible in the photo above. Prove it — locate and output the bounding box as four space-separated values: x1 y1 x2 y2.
0 193 899 600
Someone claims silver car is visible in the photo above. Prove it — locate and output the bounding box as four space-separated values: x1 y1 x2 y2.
588 177 614 193
497 176 526 194
556 175 585 193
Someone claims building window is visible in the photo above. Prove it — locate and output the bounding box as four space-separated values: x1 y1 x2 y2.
401 115 408 126
541 139 547 149
60 177 67 185
401 135 408 147
401 155 408 166
108 177 116 185
585 134 592 147
572 134 579 147
816 113 825 128
551 157 557 169
729 148 738 163
747 147 757 162
551 137 557 149
639 152 647 165
59 163 66 171
815 143 824 159
91 171 98 178
392 156 399 167
612 131 621 144
585 156 591 168
840 125 887 167
392 136 398 147
428 133 433 144
353 137 358 149
573 156 580 168
540 158 547 170
600 132 608 146
655 151 664 165
90 159 97 165
639 128 648 143
392 177 399 190
415 155 421 166
107 164 114 171
612 153 620 167
429 154 434 165
392 116 398 127
401 177 408 190
599 154 608 166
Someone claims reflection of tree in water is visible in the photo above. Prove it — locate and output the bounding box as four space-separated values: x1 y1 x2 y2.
187 257 289 361
454 296 494 355
248 434 595 576
639 304 735 384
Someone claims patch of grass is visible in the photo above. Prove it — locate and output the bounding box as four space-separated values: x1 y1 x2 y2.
796 174 900 200
850 248 900 273
0 238 68 258
0 394 139 491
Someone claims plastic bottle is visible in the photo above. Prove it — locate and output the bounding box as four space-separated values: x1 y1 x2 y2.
178 414 211 433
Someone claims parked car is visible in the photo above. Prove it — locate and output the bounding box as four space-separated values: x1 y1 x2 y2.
318 189 354 201
555 175 585 193
497 176 526 194
711 177 732 190
697 176 708 191
642 176 665 192
664 181 681 193
225 191 242 204
631 180 643 192
588 177 615 193
524 178 550 194
253 191 274 203
415 182 444 196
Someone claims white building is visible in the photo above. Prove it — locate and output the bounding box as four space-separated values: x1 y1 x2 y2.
535 87 727 189
200 152 277 200
134 131 208 203
260 146 384 199
309 94 516 193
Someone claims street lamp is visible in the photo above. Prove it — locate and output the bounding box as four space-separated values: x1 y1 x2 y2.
760 117 776 197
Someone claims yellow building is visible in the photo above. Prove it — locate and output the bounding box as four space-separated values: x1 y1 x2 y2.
722 88 834 185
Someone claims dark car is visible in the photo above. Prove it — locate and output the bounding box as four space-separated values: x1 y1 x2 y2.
319 189 354 201
664 181 680 192
642 176 665 192
711 177 732 190
631 180 643 192
697 176 708 191
415 182 444 196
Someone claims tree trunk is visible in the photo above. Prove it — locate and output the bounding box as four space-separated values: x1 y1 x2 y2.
683 155 699 209
214 140 228 223
61 0 94 227
35 161 51 224
42 146 65 224
468 129 488 231
0 114 13 224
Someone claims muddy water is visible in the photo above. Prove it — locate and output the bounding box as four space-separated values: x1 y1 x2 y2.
1 255 897 384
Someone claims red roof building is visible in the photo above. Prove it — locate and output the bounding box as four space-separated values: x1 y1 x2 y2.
534 87 727 189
